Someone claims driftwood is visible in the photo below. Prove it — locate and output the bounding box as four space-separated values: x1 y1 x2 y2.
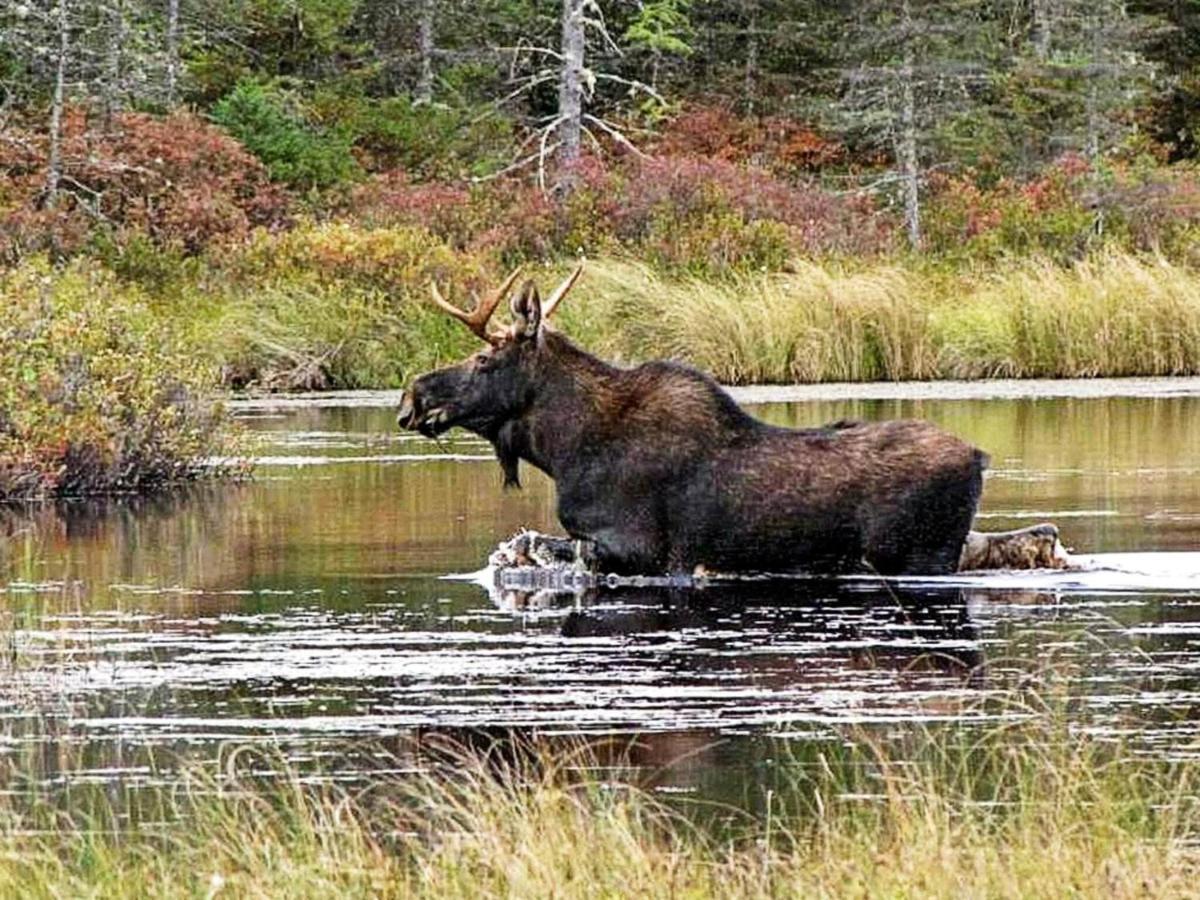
958 523 1070 571
487 522 1075 605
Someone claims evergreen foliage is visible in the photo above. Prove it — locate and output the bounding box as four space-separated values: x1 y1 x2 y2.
211 80 360 190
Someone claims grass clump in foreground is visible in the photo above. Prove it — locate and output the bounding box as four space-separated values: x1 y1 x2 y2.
0 261 237 502
2 699 1199 898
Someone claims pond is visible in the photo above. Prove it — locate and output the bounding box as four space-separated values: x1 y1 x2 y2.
2 380 1200 812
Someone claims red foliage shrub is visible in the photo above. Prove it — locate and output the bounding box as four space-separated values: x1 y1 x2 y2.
650 104 846 175
348 170 474 247
613 155 890 256
924 154 1200 261
0 108 290 261
1100 163 1200 257
346 151 892 274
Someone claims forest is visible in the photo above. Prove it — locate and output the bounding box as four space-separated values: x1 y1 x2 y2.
3 0 1200 496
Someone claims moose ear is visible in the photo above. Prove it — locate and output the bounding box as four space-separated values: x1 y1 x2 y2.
509 280 542 340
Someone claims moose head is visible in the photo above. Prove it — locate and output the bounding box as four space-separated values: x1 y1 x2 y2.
396 265 583 444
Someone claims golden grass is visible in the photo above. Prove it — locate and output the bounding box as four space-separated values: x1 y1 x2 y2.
1 707 1199 899
559 252 1200 383
20 236 1200 392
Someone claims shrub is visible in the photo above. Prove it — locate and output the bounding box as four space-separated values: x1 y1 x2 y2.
650 104 847 175
610 156 893 268
212 80 361 190
231 221 474 295
0 260 235 501
347 154 892 275
923 156 1200 263
203 223 495 389
923 159 1098 261
0 107 290 261
349 172 476 249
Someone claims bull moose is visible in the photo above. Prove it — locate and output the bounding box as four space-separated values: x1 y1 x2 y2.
397 267 993 576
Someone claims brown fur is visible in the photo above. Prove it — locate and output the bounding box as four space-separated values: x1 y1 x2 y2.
400 299 988 576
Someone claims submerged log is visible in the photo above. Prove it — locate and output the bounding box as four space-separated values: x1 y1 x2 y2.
958 523 1070 572
489 522 1075 597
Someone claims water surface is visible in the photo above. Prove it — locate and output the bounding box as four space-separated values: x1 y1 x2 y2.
3 386 1200 804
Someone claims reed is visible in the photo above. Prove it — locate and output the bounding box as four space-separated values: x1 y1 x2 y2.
0 700 1197 898
8 242 1200 404
560 252 1200 384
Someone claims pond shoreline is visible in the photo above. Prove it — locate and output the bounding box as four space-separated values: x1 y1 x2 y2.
228 375 1200 411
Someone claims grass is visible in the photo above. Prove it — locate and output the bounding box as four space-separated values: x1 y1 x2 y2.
5 231 1199 498
563 253 1200 383
0 694 1198 898
102 230 1200 390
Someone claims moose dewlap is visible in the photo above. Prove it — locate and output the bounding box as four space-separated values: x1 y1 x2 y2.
397 266 988 576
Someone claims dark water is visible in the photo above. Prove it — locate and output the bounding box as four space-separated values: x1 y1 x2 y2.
2 389 1200 805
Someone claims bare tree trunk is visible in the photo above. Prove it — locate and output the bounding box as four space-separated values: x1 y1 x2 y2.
558 0 586 169
897 0 921 250
415 0 434 103
46 0 70 208
166 0 180 106
743 0 758 115
102 0 126 128
1084 10 1101 166
1032 0 1052 61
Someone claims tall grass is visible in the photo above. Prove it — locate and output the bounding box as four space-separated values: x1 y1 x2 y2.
1 704 1198 898
10 237 1200 395
563 253 1200 383
567 259 940 382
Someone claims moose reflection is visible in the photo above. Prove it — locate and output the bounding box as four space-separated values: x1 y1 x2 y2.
399 267 1000 576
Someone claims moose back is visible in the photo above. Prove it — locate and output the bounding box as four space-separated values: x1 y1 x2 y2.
397 268 988 576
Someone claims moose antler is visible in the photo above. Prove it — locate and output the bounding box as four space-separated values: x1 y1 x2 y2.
430 266 524 344
541 264 584 320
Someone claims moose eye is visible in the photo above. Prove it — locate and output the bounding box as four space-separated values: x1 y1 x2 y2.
473 353 496 371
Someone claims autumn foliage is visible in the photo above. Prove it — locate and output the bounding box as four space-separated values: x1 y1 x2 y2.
0 108 289 263
923 154 1200 262
648 104 848 174
0 260 234 500
350 151 893 274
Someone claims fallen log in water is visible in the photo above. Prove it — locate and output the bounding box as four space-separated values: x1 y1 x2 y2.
958 523 1071 571
486 522 1075 602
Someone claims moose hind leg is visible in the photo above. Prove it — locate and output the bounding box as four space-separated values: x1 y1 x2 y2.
865 468 984 576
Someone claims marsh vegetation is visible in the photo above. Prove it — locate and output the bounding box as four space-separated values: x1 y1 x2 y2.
0 711 1197 899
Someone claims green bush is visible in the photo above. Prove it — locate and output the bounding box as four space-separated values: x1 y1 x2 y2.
212 80 360 191
200 223 495 390
316 93 517 180
0 260 235 501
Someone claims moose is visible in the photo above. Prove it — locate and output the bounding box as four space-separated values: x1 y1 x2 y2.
397 267 1061 576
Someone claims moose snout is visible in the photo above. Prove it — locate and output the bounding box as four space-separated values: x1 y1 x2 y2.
396 390 419 430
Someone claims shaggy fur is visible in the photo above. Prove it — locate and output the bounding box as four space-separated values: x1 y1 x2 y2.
398 284 988 576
